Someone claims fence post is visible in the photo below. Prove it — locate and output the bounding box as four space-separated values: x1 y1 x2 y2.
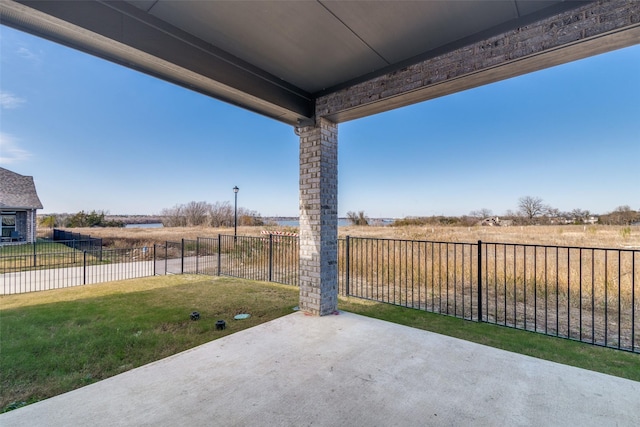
181 238 185 274
217 234 221 276
165 242 168 275
269 233 273 282
33 242 37 268
83 250 87 285
196 237 200 274
345 236 350 296
153 244 157 276
477 240 482 322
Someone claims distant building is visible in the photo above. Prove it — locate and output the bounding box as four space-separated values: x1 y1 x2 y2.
479 217 513 227
0 167 43 243
480 217 500 226
584 216 598 225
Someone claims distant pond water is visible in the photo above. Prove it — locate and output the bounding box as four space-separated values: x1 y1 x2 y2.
125 223 164 228
275 219 352 227
123 219 393 228
275 219 394 227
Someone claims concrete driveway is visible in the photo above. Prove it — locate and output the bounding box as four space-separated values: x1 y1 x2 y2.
1 311 638 426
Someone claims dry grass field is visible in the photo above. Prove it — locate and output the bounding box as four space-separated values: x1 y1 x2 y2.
42 224 640 249
342 224 640 249
31 223 640 351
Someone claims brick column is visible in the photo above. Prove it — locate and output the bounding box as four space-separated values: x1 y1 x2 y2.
298 117 338 316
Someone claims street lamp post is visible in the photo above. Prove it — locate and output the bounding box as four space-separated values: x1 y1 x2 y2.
233 186 239 240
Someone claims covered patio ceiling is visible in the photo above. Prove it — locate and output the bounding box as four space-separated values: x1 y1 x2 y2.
3 1 637 126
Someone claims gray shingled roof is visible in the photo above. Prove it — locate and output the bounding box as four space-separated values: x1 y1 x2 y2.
0 167 44 209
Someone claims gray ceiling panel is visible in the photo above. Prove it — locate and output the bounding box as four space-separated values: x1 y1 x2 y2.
516 0 563 16
323 1 517 64
123 0 575 93
127 0 157 13
139 1 388 92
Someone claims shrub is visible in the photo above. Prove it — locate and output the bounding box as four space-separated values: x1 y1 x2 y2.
347 211 369 226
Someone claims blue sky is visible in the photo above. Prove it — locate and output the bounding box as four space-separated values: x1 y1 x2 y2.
1 25 638 218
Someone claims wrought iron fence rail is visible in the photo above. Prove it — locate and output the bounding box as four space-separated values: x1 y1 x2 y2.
1 234 637 353
338 237 638 353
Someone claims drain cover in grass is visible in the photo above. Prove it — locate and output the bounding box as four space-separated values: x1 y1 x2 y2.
234 313 251 320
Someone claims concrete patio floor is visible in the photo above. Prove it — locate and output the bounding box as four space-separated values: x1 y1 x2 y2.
1 311 639 426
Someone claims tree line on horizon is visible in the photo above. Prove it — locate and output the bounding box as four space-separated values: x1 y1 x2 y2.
160 201 265 227
391 197 639 227
37 201 267 229
39 211 124 228
38 197 638 229
348 197 638 227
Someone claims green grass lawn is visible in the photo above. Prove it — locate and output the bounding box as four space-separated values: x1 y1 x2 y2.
339 297 640 382
1 276 638 413
0 241 95 273
0 275 299 412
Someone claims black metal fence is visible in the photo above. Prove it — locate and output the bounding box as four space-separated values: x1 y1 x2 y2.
1 242 153 294
0 234 299 294
150 235 299 284
1 234 638 352
52 228 103 253
480 242 638 352
340 237 639 353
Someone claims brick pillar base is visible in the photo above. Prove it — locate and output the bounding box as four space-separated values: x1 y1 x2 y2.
298 117 338 316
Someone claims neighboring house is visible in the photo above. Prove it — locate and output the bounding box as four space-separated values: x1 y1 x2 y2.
479 217 513 227
584 216 598 225
480 217 500 226
0 167 43 243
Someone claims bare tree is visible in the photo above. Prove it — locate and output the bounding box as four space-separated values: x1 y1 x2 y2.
347 211 369 226
571 208 589 218
545 207 561 218
209 201 234 227
570 208 591 223
238 208 265 226
469 208 493 219
161 205 186 227
183 201 209 226
601 205 639 225
518 196 547 221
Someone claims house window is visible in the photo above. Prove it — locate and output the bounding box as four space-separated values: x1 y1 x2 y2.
1 212 16 238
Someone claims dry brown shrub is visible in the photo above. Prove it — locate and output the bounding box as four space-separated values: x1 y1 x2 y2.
43 224 639 249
